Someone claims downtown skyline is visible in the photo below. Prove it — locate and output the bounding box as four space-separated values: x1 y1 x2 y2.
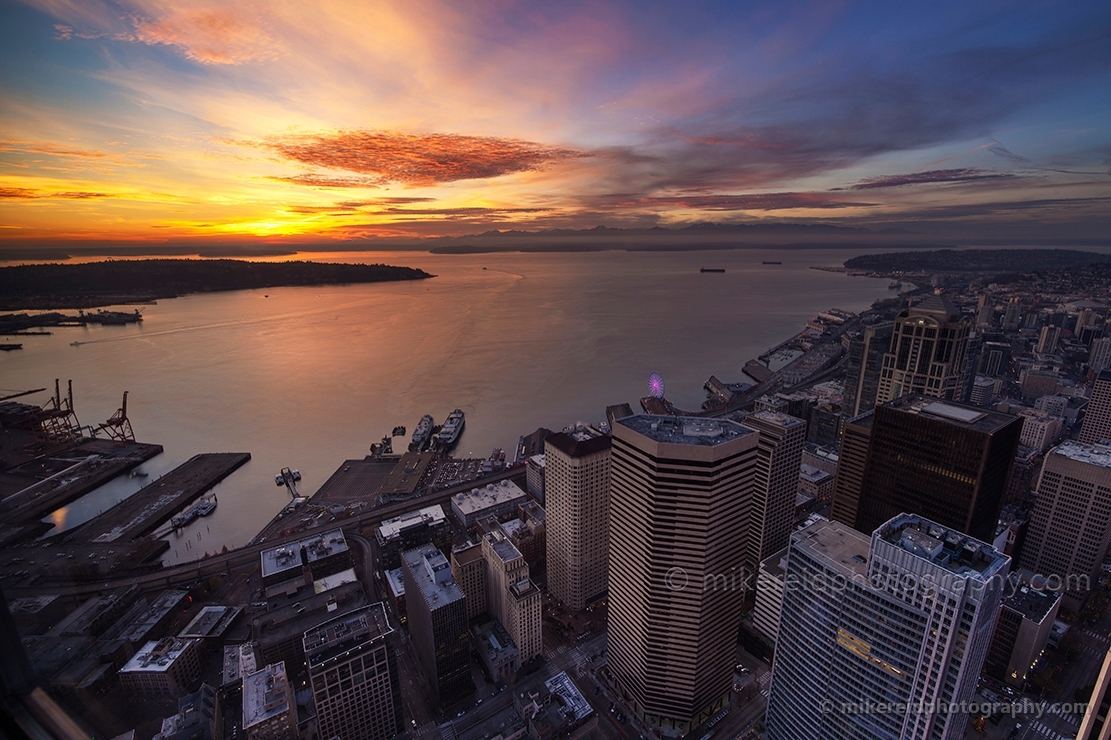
0 0 1109 249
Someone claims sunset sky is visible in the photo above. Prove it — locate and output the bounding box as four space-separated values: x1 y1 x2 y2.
1 0 1109 247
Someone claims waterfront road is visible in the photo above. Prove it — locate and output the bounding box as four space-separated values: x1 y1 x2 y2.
1 466 522 599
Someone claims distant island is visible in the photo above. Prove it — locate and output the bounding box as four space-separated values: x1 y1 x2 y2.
843 248 1111 274
0 259 434 310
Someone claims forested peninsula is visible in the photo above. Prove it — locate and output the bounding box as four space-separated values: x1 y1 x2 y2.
0 259 433 310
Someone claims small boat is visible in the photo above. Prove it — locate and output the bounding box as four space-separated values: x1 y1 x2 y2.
700 268 726 273
194 499 217 517
70 341 81 347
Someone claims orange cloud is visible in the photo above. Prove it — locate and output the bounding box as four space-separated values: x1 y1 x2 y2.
266 173 390 189
130 9 280 65
0 140 109 158
0 186 114 199
264 130 582 186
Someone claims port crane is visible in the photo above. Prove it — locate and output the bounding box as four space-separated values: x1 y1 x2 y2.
94 391 135 443
275 467 303 498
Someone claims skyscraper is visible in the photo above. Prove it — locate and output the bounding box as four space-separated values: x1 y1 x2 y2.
844 321 894 417
876 295 972 405
1079 648 1111 740
543 428 612 611
1091 338 1111 375
1080 370 1111 444
766 515 1009 740
830 395 1022 542
743 411 806 574
402 545 474 706
482 531 542 661
607 415 759 734
303 604 402 740
1021 441 1111 611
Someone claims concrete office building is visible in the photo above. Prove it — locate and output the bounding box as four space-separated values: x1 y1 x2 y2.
304 603 402 740
1081 370 1111 445
1079 648 1111 739
482 531 542 662
242 662 297 740
743 411 807 574
450 541 488 622
607 415 760 734
1022 441 1111 611
544 428 612 611
753 548 789 643
451 480 528 528
985 575 1061 688
1017 409 1063 452
830 395 1022 543
766 515 1010 740
402 545 474 706
376 504 451 570
876 295 972 405
119 637 203 698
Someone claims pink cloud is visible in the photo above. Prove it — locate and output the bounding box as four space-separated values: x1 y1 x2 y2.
130 9 281 65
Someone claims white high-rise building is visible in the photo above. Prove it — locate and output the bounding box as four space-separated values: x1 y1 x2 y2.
482 531 542 661
544 428 612 611
877 295 972 404
766 515 1009 740
1092 337 1111 374
607 415 760 734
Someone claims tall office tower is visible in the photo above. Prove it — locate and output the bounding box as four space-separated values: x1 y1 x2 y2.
743 411 807 574
970 376 995 407
607 415 759 734
828 412 874 527
1037 325 1061 354
1077 308 1099 337
830 395 1022 542
449 541 487 621
481 531 542 661
1092 338 1111 374
402 545 473 706
961 333 984 404
543 428 612 611
1081 370 1111 444
976 304 996 328
1079 648 1111 740
767 515 1009 740
979 341 1012 378
876 295 972 405
304 604 402 740
1003 297 1024 331
1021 441 1111 611
844 322 895 417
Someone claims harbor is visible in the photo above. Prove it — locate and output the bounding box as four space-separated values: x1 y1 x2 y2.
61 452 251 543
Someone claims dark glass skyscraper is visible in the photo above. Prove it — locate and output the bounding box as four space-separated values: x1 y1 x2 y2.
830 395 1022 542
843 321 893 418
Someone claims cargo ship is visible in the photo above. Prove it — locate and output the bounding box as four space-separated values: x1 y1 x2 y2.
700 268 725 273
436 409 466 449
410 414 435 451
762 261 782 265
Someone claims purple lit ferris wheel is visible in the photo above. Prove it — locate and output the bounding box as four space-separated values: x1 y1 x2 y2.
648 372 665 399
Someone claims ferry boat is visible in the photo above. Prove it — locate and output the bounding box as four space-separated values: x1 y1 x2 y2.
410 414 435 451
171 497 217 529
436 409 466 449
